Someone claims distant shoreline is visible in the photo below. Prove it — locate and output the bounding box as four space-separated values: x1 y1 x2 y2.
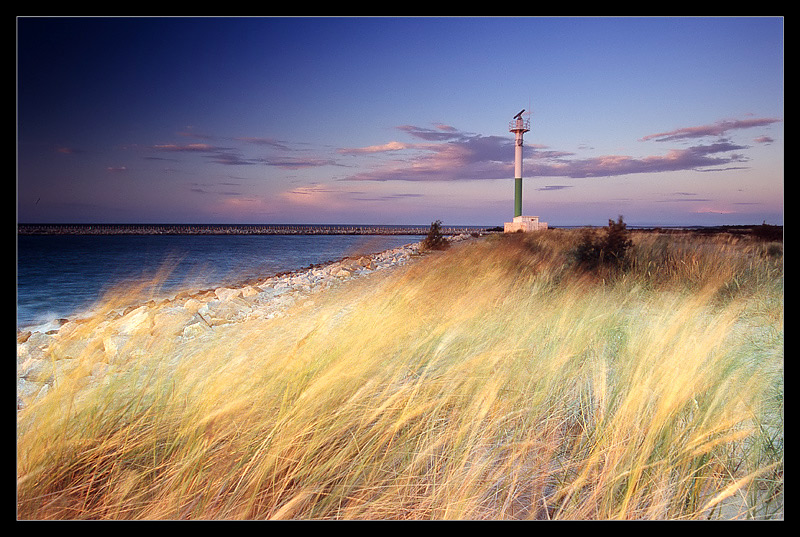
17 224 456 235
17 222 782 238
17 223 478 236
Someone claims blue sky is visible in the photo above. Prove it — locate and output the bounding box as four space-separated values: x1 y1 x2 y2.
17 17 783 226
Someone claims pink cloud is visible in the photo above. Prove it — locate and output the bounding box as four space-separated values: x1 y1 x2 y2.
343 132 513 182
153 143 217 152
338 141 413 154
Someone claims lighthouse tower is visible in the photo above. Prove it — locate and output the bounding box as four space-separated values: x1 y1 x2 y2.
504 109 548 233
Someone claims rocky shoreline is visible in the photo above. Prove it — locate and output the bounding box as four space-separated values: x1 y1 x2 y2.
16 234 474 410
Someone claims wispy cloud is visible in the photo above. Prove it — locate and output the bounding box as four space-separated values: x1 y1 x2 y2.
338 141 413 154
235 136 292 151
152 143 219 152
656 195 714 203
352 192 425 202
396 124 464 142
150 133 340 169
530 141 750 179
280 183 370 212
262 157 338 169
536 185 573 191
280 183 428 208
189 181 242 196
55 146 82 155
639 117 780 142
152 142 264 166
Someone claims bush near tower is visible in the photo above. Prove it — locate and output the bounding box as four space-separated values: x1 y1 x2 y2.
570 215 634 271
421 220 450 251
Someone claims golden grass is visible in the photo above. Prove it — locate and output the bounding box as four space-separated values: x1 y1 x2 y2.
16 230 783 519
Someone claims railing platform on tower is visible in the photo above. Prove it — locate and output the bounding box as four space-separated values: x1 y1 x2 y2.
509 117 531 132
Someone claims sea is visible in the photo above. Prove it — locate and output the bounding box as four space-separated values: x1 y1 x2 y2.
16 230 431 331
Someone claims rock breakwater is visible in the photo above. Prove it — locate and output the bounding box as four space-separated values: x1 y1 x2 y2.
16 234 473 410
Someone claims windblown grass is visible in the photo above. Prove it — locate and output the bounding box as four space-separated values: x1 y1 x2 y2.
17 230 783 519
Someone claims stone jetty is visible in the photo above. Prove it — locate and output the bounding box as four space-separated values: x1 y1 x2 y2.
16 234 474 410
18 223 488 236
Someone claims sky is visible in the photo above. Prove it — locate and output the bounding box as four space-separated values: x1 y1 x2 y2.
17 16 783 227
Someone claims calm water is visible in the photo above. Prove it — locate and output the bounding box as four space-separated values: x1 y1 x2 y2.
16 233 421 330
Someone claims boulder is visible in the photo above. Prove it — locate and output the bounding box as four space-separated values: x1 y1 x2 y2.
102 334 129 361
214 287 242 302
53 357 80 380
19 357 53 383
197 297 252 326
241 285 259 298
113 305 152 336
182 297 205 314
182 319 211 339
151 306 196 338
17 378 44 409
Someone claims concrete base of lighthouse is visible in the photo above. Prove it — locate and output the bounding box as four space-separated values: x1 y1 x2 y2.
504 215 548 233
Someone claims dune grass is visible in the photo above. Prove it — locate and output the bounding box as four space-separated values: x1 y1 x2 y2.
16 229 783 519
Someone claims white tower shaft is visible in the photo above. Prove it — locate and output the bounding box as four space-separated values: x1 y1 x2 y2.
514 129 524 179
509 111 530 218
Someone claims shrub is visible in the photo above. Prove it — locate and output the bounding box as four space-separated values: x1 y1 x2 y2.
570 215 633 271
421 220 450 251
752 223 783 242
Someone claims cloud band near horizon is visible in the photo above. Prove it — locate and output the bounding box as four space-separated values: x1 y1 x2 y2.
337 117 779 182
129 115 780 184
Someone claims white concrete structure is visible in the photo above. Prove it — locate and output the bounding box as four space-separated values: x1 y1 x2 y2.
504 215 548 233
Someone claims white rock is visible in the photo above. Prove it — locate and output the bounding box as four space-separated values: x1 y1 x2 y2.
152 307 195 338
103 334 129 360
214 287 242 301
17 378 43 408
182 321 210 339
198 298 251 326
241 286 259 298
53 357 80 379
114 306 152 335
183 298 204 314
90 361 108 378
19 357 52 383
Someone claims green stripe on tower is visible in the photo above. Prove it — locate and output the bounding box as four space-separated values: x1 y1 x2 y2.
514 177 522 218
